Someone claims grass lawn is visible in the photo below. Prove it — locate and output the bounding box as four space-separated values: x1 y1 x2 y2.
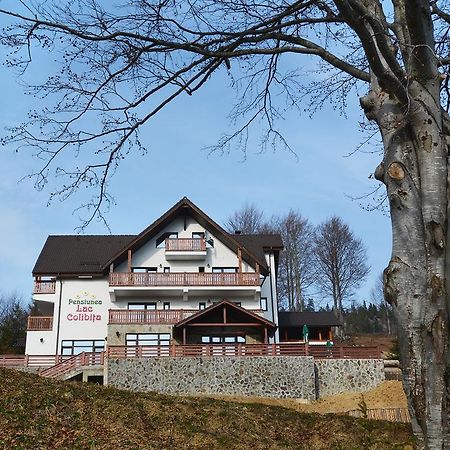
0 368 414 449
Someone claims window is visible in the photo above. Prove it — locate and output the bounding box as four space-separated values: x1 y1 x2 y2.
126 333 171 346
163 267 170 273
156 232 178 248
260 297 268 311
131 267 157 273
128 303 157 310
199 302 206 310
192 232 205 239
198 266 205 273
163 302 170 310
61 339 105 356
212 267 238 273
201 336 245 344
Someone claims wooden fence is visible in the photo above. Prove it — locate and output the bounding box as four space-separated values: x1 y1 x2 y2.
106 343 381 359
347 408 411 423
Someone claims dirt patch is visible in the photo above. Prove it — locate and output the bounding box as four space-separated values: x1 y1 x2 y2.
204 380 407 414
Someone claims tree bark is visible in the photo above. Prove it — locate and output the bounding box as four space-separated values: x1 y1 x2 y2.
362 78 450 448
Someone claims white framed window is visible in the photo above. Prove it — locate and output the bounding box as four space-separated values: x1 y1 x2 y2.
163 302 170 310
128 303 157 310
199 302 206 310
61 339 104 356
126 333 171 346
260 297 268 311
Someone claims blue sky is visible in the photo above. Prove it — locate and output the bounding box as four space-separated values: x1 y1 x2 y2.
0 5 391 306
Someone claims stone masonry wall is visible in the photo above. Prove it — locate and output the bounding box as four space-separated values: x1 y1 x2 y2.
107 356 316 400
106 356 385 401
315 359 385 397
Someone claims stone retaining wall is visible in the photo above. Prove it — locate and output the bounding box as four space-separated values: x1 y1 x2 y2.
106 357 385 401
107 356 316 400
315 359 385 397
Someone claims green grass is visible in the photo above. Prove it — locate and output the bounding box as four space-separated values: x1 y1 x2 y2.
0 368 414 449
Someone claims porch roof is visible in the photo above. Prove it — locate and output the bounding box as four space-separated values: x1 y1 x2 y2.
173 300 277 330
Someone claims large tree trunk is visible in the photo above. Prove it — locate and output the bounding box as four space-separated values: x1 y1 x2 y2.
361 79 450 448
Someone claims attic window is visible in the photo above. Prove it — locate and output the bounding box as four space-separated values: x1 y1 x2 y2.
156 232 178 248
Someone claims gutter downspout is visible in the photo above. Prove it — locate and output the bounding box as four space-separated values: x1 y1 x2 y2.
55 278 63 356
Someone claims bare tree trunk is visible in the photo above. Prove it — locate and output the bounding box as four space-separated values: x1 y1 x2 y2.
362 80 450 448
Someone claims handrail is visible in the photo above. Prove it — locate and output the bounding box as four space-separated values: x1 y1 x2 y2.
40 351 104 378
109 271 259 287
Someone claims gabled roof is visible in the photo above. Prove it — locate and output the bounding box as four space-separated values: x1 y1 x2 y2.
102 197 272 274
32 197 283 276
33 235 135 275
278 311 342 328
174 300 277 329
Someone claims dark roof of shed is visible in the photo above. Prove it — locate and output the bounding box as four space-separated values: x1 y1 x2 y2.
233 234 283 265
278 311 342 327
33 235 135 275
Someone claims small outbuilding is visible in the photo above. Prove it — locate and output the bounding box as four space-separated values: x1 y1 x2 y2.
278 311 342 344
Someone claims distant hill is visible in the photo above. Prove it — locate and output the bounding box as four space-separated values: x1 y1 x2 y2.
0 368 413 449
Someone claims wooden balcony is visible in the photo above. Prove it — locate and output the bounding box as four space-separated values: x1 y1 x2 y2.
27 316 53 331
109 272 260 287
109 309 198 324
109 308 263 324
165 238 206 252
33 281 56 294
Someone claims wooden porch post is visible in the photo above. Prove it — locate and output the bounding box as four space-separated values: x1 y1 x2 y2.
182 327 186 345
264 327 268 344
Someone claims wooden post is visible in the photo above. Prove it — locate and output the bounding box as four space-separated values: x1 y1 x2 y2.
182 327 186 345
264 327 268 344
237 247 242 272
329 329 333 340
223 305 227 323
127 249 132 285
127 250 132 272
319 331 322 341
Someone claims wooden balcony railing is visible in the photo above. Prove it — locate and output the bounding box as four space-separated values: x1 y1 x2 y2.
33 280 56 294
106 344 381 359
108 308 263 324
109 272 260 287
109 309 198 324
27 316 53 331
165 238 206 252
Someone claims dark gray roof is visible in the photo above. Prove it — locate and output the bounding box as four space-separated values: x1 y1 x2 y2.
32 232 282 276
33 235 135 275
233 234 283 265
278 311 342 327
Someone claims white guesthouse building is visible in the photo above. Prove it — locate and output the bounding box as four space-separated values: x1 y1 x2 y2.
27 197 283 358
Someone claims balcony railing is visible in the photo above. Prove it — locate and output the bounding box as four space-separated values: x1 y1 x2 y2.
165 238 206 252
108 308 263 324
109 309 198 324
33 281 56 294
109 272 260 287
27 316 53 331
